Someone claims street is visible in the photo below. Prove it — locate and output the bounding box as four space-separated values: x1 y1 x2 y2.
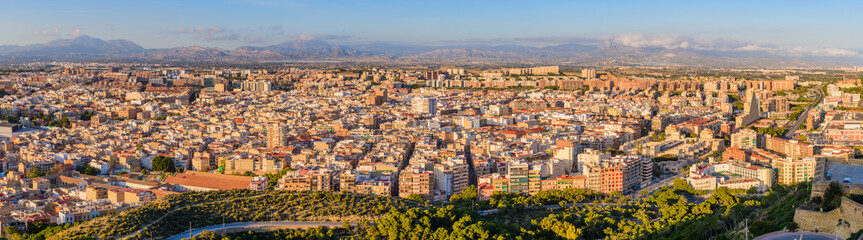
164 221 348 240
629 172 685 199
782 85 823 139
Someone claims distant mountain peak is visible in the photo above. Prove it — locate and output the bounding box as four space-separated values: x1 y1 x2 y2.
0 35 858 67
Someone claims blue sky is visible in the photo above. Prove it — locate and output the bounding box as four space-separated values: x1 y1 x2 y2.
1 0 861 54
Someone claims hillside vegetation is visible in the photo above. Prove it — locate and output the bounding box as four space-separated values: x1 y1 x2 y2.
50 190 421 240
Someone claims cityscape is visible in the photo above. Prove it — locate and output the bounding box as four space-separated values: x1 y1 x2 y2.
1 1 863 240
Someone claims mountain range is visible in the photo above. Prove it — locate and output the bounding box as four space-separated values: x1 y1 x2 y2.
1 35 861 68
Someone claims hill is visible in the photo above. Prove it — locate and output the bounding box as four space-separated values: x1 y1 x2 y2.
49 190 421 240
1 36 861 68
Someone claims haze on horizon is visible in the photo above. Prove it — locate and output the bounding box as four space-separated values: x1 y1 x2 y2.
0 0 861 58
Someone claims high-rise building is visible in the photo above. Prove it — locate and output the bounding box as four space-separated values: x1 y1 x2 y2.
398 168 435 199
423 71 447 80
433 161 469 197
366 88 388 106
765 136 815 159
731 128 762 149
772 157 823 184
577 149 609 173
582 156 651 194
507 161 530 194
582 69 597 79
267 124 288 149
735 89 761 127
241 80 272 92
528 166 542 195
277 167 334 191
412 97 437 115
191 152 214 171
214 83 231 92
487 105 512 116
339 171 357 192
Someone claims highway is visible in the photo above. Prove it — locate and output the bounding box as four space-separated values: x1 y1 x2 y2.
164 221 347 240
782 85 822 139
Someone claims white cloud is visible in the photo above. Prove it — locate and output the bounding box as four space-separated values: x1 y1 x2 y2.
785 46 859 57
297 34 351 41
34 27 82 38
734 44 772 52
610 34 692 49
174 27 238 41
604 34 751 51
604 34 859 58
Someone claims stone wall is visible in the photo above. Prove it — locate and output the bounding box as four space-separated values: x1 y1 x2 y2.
794 197 863 239
811 181 863 197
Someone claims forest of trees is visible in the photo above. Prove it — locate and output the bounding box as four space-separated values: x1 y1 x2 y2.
51 190 420 239
189 227 348 240
49 182 811 240
4 222 79 240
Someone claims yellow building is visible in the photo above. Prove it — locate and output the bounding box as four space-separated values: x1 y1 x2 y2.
772 157 823 185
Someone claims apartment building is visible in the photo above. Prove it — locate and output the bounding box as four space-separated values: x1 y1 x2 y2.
277 167 334 191
772 157 824 185
398 168 435 199
583 156 651 194
267 124 289 148
507 161 530 195
731 128 762 149
764 136 815 159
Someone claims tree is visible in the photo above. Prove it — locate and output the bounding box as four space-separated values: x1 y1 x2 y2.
151 156 176 173
673 178 696 194
821 181 844 211
746 186 759 195
76 165 101 175
605 148 625 156
218 158 226 174
450 185 478 204
798 134 808 143
653 154 678 162
27 168 45 178
4 226 22 237
405 194 426 202
787 221 798 232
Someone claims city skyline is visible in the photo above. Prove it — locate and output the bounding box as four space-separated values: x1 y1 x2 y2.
1 1 862 238
1 0 862 59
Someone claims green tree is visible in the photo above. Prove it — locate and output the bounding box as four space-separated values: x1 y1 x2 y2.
151 156 176 173
405 194 426 202
450 185 478 204
821 181 844 211
27 168 45 178
672 178 696 193
76 165 101 175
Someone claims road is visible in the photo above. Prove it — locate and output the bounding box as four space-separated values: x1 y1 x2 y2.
165 221 347 240
628 173 684 199
754 231 840 240
782 85 822 139
118 193 272 240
